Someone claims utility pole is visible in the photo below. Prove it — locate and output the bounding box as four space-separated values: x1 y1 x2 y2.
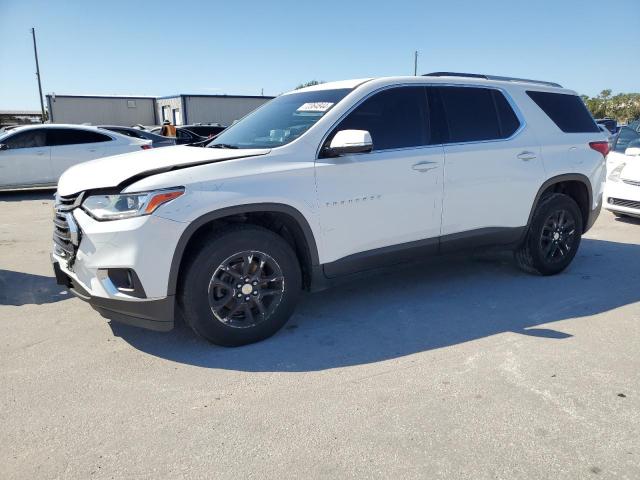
31 27 46 123
413 50 419 76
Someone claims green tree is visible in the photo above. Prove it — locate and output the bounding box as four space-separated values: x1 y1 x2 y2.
582 90 640 123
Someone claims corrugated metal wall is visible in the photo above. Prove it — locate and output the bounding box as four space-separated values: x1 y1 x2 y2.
184 96 272 125
47 96 156 126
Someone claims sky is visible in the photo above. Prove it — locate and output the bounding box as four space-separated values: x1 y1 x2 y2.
1 0 638 111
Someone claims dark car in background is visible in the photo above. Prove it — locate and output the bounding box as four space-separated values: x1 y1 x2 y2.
99 126 176 148
596 118 618 134
180 123 227 138
149 126 206 145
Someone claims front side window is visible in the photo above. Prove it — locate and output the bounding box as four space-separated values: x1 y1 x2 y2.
47 129 112 146
438 87 520 143
209 88 352 149
330 86 430 151
2 129 46 149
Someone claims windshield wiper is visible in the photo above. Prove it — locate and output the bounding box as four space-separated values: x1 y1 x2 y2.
209 143 239 149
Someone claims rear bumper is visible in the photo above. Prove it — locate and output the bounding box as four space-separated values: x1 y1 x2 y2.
52 259 174 332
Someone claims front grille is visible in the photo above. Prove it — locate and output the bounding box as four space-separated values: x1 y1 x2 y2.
623 179 640 187
608 197 640 210
53 192 83 264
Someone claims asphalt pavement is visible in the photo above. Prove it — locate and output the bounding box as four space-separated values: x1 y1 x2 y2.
1 190 639 479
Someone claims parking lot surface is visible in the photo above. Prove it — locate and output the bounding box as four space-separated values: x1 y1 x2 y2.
1 190 639 479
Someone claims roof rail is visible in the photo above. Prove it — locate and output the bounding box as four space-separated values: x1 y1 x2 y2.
423 72 562 88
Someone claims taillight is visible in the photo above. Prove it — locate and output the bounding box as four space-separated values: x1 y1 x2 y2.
141 144 152 150
589 141 609 158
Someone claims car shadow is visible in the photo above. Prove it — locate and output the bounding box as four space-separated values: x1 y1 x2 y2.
0 189 55 203
0 270 70 306
109 238 640 372
613 214 640 226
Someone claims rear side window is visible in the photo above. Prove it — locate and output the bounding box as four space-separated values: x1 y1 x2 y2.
526 91 599 133
47 129 112 146
333 86 430 150
3 129 46 149
438 87 520 143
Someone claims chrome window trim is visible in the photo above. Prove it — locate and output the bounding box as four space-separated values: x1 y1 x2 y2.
315 82 526 159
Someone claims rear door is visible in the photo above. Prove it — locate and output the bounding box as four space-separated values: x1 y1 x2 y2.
0 128 52 187
315 86 445 272
437 86 545 245
48 128 113 179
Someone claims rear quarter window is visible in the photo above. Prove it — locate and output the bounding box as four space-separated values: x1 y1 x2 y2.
526 91 599 133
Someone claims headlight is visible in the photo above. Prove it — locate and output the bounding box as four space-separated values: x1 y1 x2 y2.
82 188 184 221
608 163 626 183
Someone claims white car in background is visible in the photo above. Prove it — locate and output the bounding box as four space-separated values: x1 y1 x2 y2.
605 131 640 218
0 124 151 190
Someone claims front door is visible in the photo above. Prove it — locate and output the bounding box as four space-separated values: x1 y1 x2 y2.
0 128 52 187
314 86 444 275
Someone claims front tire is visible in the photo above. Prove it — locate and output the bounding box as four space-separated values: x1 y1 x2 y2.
180 225 302 346
515 193 583 275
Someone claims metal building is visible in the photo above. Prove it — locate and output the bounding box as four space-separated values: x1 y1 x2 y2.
45 93 274 127
46 94 157 125
156 94 274 126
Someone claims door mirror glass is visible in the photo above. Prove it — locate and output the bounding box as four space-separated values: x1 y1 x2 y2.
326 130 373 157
0 143 8 151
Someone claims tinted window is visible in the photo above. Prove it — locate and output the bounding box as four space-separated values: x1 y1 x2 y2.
3 129 46 149
332 87 430 150
47 129 112 146
493 91 520 138
526 91 599 133
439 87 519 142
613 127 640 153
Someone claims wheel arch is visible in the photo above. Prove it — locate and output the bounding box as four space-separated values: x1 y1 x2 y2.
167 203 320 296
527 174 593 234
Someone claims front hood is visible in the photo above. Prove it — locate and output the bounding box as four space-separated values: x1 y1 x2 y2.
57 145 270 196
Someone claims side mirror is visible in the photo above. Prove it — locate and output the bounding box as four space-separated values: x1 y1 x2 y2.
325 130 373 157
0 144 8 151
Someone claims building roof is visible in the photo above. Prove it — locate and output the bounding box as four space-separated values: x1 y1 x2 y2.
156 94 275 100
46 94 156 99
0 110 42 115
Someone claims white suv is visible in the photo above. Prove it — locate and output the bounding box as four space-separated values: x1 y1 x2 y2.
51 74 608 346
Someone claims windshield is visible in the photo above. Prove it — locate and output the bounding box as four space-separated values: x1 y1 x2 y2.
208 88 352 149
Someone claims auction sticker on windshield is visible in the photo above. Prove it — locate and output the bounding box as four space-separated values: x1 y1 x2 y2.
296 102 334 112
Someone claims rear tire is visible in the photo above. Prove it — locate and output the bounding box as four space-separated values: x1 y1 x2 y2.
180 225 301 346
515 193 583 275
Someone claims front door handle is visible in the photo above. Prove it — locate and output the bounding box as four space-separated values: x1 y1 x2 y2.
517 151 537 161
412 161 439 172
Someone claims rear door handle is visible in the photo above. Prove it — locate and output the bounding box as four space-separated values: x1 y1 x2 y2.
517 151 537 161
412 161 439 172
